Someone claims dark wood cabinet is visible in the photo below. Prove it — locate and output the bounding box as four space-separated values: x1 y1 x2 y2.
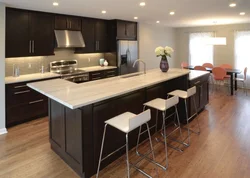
55 15 81 31
95 20 108 52
6 8 54 58
116 20 137 40
6 78 59 127
189 74 210 117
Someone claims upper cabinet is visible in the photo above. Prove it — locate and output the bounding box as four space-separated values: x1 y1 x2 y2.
116 20 137 40
6 8 54 58
75 18 108 54
55 15 81 31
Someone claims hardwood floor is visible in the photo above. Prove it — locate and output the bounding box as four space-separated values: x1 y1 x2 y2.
1 89 250 178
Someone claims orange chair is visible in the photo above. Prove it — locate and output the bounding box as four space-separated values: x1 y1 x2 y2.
202 63 214 68
235 67 248 95
212 67 229 92
194 66 207 71
220 64 232 79
181 61 189 69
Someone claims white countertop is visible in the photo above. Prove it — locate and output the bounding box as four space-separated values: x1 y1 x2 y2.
28 68 190 109
5 66 117 84
189 70 210 80
5 72 61 84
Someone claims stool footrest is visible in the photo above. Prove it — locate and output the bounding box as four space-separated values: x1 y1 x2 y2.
130 163 152 178
183 127 200 135
101 144 126 162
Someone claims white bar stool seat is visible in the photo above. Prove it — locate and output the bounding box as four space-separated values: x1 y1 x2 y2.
96 110 158 178
168 86 200 145
136 96 185 170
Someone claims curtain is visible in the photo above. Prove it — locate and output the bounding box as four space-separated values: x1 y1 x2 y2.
189 32 214 66
234 31 250 88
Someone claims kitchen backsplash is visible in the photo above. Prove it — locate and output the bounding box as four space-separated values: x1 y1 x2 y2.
5 49 116 76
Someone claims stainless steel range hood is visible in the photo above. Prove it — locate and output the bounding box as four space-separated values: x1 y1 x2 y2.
54 30 85 48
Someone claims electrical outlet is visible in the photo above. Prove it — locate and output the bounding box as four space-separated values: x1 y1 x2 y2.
28 63 32 68
88 58 91 62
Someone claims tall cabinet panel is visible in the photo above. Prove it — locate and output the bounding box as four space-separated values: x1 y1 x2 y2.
6 9 30 58
95 20 108 52
29 12 55 56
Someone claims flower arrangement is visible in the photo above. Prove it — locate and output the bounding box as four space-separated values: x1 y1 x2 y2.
155 46 174 58
155 46 174 72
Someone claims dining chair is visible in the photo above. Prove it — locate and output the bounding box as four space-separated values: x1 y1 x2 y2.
220 64 233 69
194 66 207 71
202 63 214 68
181 61 189 69
235 67 248 95
212 67 229 92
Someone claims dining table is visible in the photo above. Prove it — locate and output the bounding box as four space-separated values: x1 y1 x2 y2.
186 66 242 95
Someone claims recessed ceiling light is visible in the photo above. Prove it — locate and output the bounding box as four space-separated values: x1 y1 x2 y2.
240 12 246 15
53 2 59 6
169 11 175 15
102 10 106 14
156 21 160 23
134 17 138 20
229 3 236 7
140 2 146 6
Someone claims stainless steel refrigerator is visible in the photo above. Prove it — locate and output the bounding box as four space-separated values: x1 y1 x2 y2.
117 40 138 75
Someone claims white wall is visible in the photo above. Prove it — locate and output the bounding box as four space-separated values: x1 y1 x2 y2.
175 23 250 68
0 3 6 134
138 23 177 70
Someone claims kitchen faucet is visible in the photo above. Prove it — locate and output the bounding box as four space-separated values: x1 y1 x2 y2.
133 59 146 74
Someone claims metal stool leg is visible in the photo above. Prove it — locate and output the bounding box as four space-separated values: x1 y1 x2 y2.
192 96 201 134
96 124 108 178
162 112 168 169
184 99 191 146
125 134 130 178
136 125 142 155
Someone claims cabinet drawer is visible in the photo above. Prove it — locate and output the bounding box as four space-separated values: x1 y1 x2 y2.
104 69 117 78
189 74 210 86
90 71 105 81
6 100 48 127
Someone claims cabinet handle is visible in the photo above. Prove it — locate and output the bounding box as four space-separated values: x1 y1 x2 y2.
32 40 35 53
199 85 203 97
29 40 31 53
14 90 30 95
92 73 101 76
92 77 101 80
29 99 44 105
107 71 115 74
96 41 98 51
14 85 27 89
107 75 115 77
194 81 201 85
70 21 72 29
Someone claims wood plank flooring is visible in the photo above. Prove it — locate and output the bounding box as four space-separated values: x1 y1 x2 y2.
1 89 250 178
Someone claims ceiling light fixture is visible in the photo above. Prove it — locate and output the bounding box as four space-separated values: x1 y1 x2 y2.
134 17 138 20
140 2 146 6
169 11 175 15
240 12 245 15
156 21 160 23
229 3 236 7
53 2 59 6
102 10 107 14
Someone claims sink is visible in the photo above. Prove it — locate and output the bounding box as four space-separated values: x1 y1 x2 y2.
120 73 144 79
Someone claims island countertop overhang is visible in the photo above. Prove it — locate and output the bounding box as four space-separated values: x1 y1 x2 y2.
27 68 190 109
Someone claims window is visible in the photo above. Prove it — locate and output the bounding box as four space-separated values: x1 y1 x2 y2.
189 32 214 66
234 31 250 69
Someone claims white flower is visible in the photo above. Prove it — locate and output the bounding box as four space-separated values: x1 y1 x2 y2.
155 46 165 56
165 46 174 55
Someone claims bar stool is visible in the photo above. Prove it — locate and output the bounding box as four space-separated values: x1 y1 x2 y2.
168 86 200 146
96 110 157 178
136 96 185 170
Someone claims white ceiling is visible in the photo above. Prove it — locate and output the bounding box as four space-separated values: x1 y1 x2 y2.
1 0 250 27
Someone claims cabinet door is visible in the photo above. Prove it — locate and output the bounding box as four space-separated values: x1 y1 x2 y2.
75 18 95 53
95 20 108 52
30 12 54 56
200 81 209 108
116 21 126 39
55 16 68 30
126 22 137 39
68 17 81 31
6 9 30 58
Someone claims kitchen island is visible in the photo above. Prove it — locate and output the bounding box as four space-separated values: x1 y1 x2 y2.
28 68 208 178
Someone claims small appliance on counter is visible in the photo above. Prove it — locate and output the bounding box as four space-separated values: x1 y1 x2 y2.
50 60 89 84
12 64 20 77
99 58 105 66
104 60 108 66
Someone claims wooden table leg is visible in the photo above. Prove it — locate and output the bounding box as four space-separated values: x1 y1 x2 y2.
235 73 238 91
230 73 234 95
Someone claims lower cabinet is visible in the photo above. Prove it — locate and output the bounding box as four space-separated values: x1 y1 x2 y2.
189 74 210 117
6 78 58 127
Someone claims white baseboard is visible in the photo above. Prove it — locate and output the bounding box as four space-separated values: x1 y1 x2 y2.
0 128 8 135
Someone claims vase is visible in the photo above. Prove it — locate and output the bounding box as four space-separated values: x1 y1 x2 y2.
160 56 169 72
